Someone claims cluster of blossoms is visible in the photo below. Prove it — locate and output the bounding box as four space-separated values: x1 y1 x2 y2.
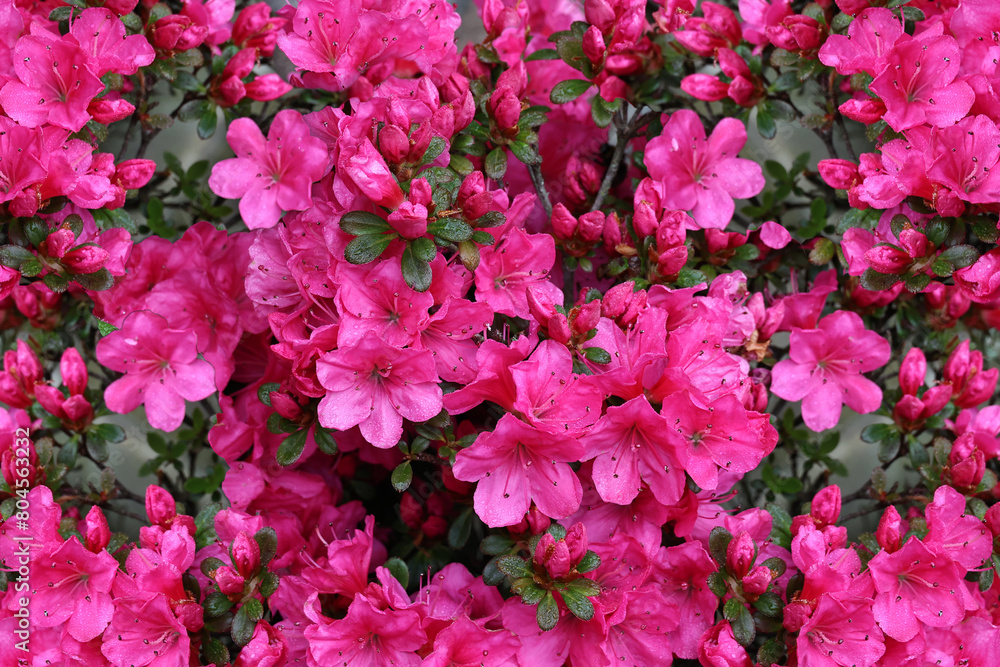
1 0 1000 665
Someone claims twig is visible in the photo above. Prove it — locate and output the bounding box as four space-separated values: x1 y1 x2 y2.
591 109 657 213
527 163 553 218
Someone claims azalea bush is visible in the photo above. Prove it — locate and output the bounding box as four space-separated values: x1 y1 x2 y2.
3 0 1000 664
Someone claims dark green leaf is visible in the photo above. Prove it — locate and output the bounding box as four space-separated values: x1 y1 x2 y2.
410 237 438 262
391 461 413 492
937 244 979 269
536 592 559 631
481 534 515 555
259 571 280 597
428 218 473 242
550 79 592 104
448 507 474 549
345 233 395 264
254 527 278 566
485 147 508 181
904 273 931 293
197 106 218 139
231 598 263 647
514 580 546 604
421 136 447 165
496 555 532 579
91 423 125 443
709 527 734 565
861 423 894 443
590 94 615 128
471 230 495 246
475 211 506 228
860 267 900 292
0 245 34 269
74 268 114 291
878 436 901 463
385 557 409 589
559 584 595 621
508 140 541 165
314 427 338 455
576 549 601 574
525 49 559 61
49 6 74 21
257 382 280 407
583 347 611 364
756 106 776 140
724 598 755 646
340 211 391 236
401 244 432 292
276 429 308 466
203 592 233 618
753 592 783 618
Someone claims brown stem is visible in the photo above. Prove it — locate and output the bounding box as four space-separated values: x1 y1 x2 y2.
527 163 553 219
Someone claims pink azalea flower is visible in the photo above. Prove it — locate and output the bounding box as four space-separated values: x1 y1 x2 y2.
868 536 969 642
95 311 218 432
28 536 118 642
645 109 765 230
771 310 891 432
305 593 426 667
510 340 603 436
452 414 584 527
924 485 993 571
797 594 885 667
101 593 191 666
580 395 686 506
208 109 328 229
315 331 443 448
0 32 105 132
474 226 562 319
416 297 494 383
422 615 520 667
69 8 155 76
870 31 974 132
818 8 903 76
335 261 433 349
0 117 46 207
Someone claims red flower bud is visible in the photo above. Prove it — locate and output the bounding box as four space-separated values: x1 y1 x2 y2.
817 159 860 191
741 564 772 597
572 301 602 336
565 523 588 563
215 565 246 597
115 160 157 191
582 26 606 65
269 392 303 420
245 74 293 102
681 74 730 102
88 97 136 125
726 531 756 579
534 533 572 580
578 211 605 243
62 245 110 275
839 98 886 124
551 203 578 241
231 531 262 579
876 505 902 553
145 485 177 526
899 347 926 396
865 244 912 275
84 506 111 553
810 485 841 527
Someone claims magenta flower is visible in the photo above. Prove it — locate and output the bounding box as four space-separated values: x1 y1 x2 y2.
29 537 118 642
868 536 969 641
315 331 443 448
0 32 105 132
101 593 191 667
474 226 562 319
96 311 218 432
305 593 426 666
645 109 765 229
335 261 433 349
797 594 885 667
208 109 328 229
580 395 686 506
771 310 891 432
452 414 584 527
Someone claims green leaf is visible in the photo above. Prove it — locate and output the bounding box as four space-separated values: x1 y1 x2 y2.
559 583 595 621
904 273 931 293
496 555 532 579
809 238 835 265
508 140 541 165
937 244 979 269
756 106 777 140
410 237 437 262
590 94 616 128
421 136 447 165
257 382 280 407
314 427 338 455
485 147 508 181
861 423 894 443
475 211 506 228
707 571 727 597
254 527 278 566
177 99 209 123
345 233 395 264
266 413 299 434
753 592 783 618
391 461 413 492
860 267 900 292
340 211 391 236
259 571 280 598
385 557 410 589
576 549 601 574
203 591 233 618
448 507 474 549
231 598 263 647
197 105 218 140
472 230 495 246
401 244 432 292
428 218 473 243
91 423 125 443
878 436 901 463
536 592 559 631
583 347 611 364
481 534 515 555
49 6 74 21
173 70 204 92
766 503 793 549
724 598 756 646
0 245 34 269
276 429 308 467
513 579 546 605
74 268 114 291
757 639 786 666
458 240 480 271
709 527 733 565
525 48 559 61
550 79 592 104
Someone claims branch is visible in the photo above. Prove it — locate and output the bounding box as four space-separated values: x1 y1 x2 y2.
591 109 657 213
527 163 553 218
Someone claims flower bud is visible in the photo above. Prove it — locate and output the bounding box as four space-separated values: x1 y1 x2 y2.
782 600 813 633
984 504 1000 537
526 507 550 533
115 160 157 191
269 392 303 420
602 282 633 319
582 26 606 65
817 159 860 190
145 484 177 526
572 301 602 336
899 347 926 396
231 531 262 579
35 384 68 418
547 314 573 345
839 98 886 124
233 3 285 57
61 394 94 426
740 564 772 597
717 48 750 78
527 285 558 324
727 76 759 107
944 340 971 387
244 74 293 102
551 203 578 240
865 244 912 274
379 125 411 165
584 0 616 31
534 533 572 579
63 245 110 275
681 74 730 102
215 565 246 597
898 228 928 259
564 523 588 563
490 88 521 136
578 211 605 243
810 485 841 527
84 506 111 553
876 505 902 553
726 531 756 579
88 97 136 125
